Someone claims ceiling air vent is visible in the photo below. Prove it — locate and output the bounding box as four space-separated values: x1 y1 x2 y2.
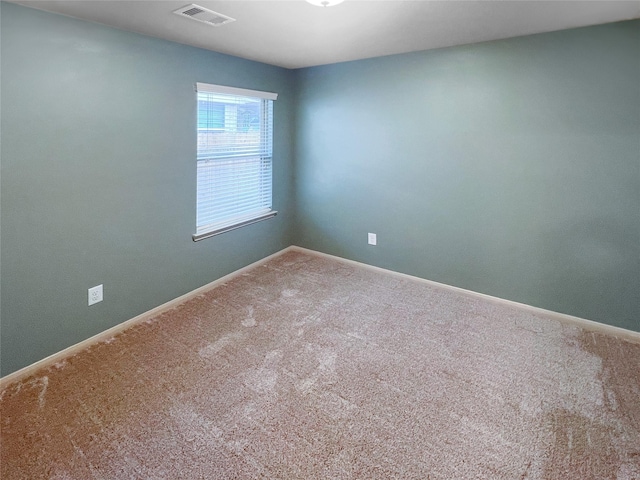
173 4 236 27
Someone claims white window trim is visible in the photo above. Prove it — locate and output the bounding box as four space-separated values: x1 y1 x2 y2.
195 83 277 101
193 83 278 241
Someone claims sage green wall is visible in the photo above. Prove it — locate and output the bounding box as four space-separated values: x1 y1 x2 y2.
294 21 640 332
0 2 295 375
2 3 638 377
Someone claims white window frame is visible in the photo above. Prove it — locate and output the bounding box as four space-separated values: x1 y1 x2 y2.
193 83 278 241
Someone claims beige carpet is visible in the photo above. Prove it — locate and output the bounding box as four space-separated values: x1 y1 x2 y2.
2 249 639 479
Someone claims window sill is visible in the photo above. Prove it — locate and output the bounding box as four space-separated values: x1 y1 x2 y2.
192 210 277 242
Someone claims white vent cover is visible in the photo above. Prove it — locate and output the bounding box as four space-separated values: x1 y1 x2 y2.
173 4 236 27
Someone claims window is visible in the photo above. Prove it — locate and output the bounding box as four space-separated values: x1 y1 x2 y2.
193 83 278 241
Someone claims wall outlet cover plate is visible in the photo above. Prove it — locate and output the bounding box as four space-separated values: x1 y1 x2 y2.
88 284 103 306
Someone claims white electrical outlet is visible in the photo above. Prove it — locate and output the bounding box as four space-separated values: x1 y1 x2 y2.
368 233 377 246
88 284 103 306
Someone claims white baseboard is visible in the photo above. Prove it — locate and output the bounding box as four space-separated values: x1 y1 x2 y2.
290 246 640 344
0 246 297 387
3 244 638 387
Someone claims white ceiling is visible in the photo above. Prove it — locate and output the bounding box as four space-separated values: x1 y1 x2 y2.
8 0 640 69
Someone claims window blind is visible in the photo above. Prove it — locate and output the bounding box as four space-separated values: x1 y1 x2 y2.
194 83 277 240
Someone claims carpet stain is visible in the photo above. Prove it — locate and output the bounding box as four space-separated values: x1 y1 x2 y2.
242 317 257 327
318 348 337 373
36 376 48 409
53 360 68 370
579 330 640 429
242 306 257 327
244 367 278 396
198 331 245 359
574 330 640 478
544 409 620 480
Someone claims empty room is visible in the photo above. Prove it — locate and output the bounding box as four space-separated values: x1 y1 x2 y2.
1 0 639 478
